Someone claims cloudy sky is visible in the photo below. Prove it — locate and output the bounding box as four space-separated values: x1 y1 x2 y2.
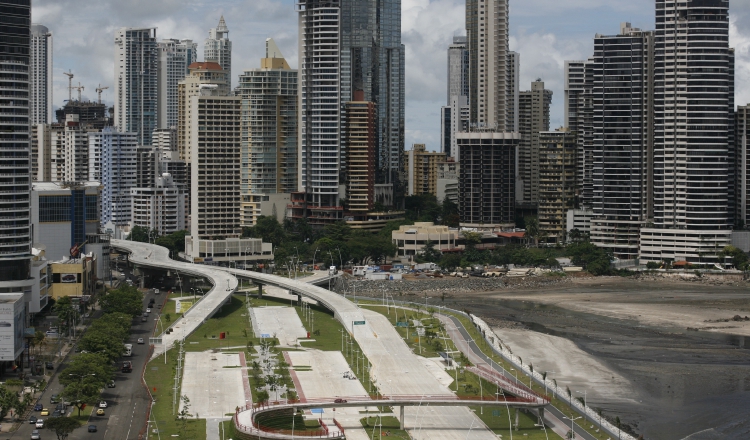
33 0 750 151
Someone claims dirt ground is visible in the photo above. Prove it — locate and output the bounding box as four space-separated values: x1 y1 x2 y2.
421 276 750 440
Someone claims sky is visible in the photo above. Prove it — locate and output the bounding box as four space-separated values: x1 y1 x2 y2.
32 0 750 152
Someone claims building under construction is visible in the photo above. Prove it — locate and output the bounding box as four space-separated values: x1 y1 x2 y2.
55 101 111 129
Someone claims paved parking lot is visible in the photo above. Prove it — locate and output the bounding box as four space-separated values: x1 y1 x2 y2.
181 351 247 419
250 306 307 346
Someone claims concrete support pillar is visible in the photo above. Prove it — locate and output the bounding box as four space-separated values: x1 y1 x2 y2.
400 406 405 430
515 408 519 431
297 294 302 306
255 283 263 297
538 407 545 425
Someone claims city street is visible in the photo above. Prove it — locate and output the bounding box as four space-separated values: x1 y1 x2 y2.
11 288 158 440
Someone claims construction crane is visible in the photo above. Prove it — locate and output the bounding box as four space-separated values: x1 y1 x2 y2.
72 82 84 102
63 70 74 101
95 84 109 104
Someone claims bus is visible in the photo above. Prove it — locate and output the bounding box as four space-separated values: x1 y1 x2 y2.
124 344 132 356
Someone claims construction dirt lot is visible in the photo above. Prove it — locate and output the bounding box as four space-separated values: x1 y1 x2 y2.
394 275 750 440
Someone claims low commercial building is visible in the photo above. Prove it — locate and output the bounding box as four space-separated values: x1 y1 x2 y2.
392 222 458 261
48 254 97 299
184 237 273 264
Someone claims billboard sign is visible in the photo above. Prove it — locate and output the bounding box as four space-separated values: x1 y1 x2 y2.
61 273 78 283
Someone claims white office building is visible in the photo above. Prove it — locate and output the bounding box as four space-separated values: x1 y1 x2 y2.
88 128 137 227
30 24 52 125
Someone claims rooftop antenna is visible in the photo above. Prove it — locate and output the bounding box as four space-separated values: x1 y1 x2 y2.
63 70 74 101
95 84 109 104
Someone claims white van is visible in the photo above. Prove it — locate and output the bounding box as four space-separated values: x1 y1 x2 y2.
328 266 336 275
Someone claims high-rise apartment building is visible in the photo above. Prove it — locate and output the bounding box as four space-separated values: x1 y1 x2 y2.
457 131 518 229
237 39 297 226
131 173 185 235
640 0 735 264
466 0 509 130
30 24 52 125
344 99 377 213
189 87 241 239
517 79 552 204
114 28 158 146
563 61 585 133
538 130 577 244
297 0 405 222
589 23 654 259
176 62 229 161
506 51 520 132
736 105 749 230
204 17 231 83
152 127 176 159
442 36 470 158
406 144 447 197
55 100 110 129
157 39 197 129
35 116 96 183
0 0 33 291
88 128 137 227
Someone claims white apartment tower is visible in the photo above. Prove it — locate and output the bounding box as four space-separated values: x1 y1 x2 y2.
30 24 52 125
506 51 519 132
204 17 231 84
442 36 470 158
157 39 197 129
466 0 509 130
131 173 185 235
114 28 158 146
189 86 241 239
88 128 137 227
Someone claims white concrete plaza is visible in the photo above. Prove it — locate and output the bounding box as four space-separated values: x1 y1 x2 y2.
251 306 308 346
180 351 248 418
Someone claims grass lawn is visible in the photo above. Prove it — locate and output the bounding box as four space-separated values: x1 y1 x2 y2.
360 416 410 439
143 348 206 439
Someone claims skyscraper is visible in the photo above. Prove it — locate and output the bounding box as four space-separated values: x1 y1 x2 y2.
297 0 405 223
538 130 577 243
506 51 519 132
563 61 585 133
589 23 654 259
30 24 52 125
237 39 297 226
157 39 197 129
204 17 231 83
640 0 735 264
736 105 749 230
88 128 138 227
442 36 470 158
114 28 158 146
0 0 33 285
517 79 552 204
466 0 509 130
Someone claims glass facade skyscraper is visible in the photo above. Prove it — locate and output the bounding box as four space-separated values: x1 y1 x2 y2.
297 0 405 218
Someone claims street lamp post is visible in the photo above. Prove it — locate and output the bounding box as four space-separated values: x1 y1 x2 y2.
312 247 319 271
563 416 582 439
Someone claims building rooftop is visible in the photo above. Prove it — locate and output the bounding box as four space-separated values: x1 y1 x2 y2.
32 181 100 192
188 61 223 71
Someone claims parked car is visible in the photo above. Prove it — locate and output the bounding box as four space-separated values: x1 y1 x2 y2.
146 308 151 313
31 429 41 440
107 380 116 388
334 398 347 403
141 316 147 322
49 394 58 404
35 419 44 428
88 425 97 432
52 410 61 417
98 401 107 408
40 408 49 416
96 408 105 416
45 362 54 370
28 415 37 424
137 338 144 344
34 403 43 411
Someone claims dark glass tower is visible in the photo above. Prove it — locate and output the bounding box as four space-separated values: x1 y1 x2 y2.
298 0 405 216
0 0 31 282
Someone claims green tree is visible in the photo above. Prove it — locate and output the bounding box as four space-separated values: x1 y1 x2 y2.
416 240 442 263
129 225 151 243
53 296 75 335
719 245 749 270
98 285 143 317
461 231 482 251
256 389 270 404
524 216 540 247
244 216 287 248
322 221 352 242
567 241 613 276
178 394 192 433
45 416 80 440
439 253 461 270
